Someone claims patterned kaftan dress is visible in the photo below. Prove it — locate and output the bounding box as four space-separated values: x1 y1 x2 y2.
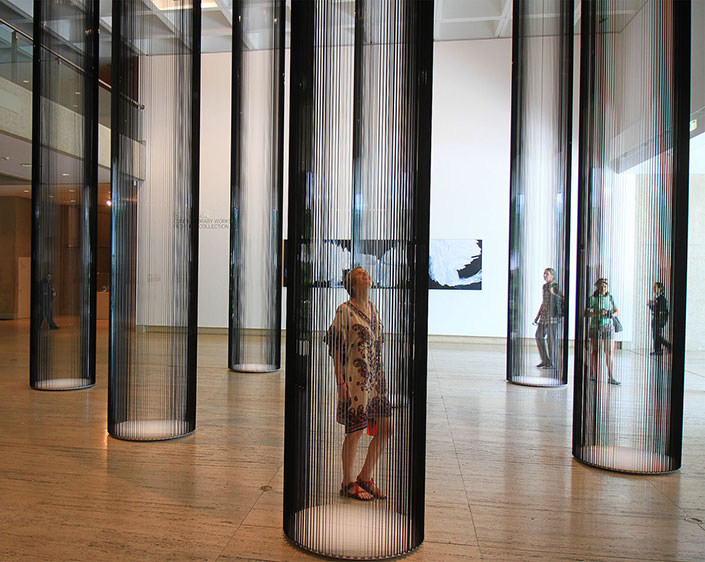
325 300 391 434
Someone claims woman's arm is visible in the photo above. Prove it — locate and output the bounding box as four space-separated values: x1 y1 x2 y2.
331 351 346 387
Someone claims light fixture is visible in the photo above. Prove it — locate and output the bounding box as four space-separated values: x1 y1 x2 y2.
106 199 112 206
69 189 75 192
23 189 29 193
21 162 31 167
61 172 70 177
70 199 76 203
2 156 10 160
154 0 217 10
74 91 81 95
22 79 29 84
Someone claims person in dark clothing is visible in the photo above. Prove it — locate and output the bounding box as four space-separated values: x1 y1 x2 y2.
648 282 670 356
533 267 563 369
40 273 59 330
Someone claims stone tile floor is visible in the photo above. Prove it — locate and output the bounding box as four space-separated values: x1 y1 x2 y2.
1 320 704 561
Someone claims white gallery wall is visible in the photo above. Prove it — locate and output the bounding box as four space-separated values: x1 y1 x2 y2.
428 39 511 337
198 28 702 348
198 53 231 328
199 38 514 337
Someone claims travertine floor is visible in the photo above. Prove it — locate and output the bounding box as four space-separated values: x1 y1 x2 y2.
1 319 704 561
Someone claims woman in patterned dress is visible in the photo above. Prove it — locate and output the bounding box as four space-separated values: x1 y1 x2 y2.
325 267 392 501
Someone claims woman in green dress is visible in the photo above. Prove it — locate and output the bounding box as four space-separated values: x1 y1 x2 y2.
587 278 621 385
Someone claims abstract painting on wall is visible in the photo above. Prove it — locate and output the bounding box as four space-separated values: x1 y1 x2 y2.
429 239 482 290
284 238 482 290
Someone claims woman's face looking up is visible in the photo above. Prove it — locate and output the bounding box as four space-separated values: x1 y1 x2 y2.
352 269 371 294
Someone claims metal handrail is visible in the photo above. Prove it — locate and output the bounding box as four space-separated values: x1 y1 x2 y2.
0 15 111 92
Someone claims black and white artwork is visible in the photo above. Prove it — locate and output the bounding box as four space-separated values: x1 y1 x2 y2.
284 238 482 290
429 239 482 290
283 239 409 288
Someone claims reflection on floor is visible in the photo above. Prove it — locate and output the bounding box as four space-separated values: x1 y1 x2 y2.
290 503 413 559
1 319 704 561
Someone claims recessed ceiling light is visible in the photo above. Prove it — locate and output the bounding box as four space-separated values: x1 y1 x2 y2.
106 200 112 207
61 173 70 177
22 80 29 84
23 189 29 193
74 91 81 95
155 0 217 10
2 156 10 160
70 199 76 203
21 162 31 167
69 189 75 192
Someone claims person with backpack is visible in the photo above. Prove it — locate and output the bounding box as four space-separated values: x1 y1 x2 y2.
648 282 671 356
533 267 564 370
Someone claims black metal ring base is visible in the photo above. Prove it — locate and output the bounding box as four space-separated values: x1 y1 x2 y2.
285 510 422 561
507 378 567 388
229 364 280 374
108 422 195 442
573 446 680 475
30 379 96 391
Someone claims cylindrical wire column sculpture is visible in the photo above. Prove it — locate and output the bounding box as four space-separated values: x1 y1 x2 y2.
229 0 285 373
30 0 99 391
284 0 433 558
507 0 573 387
109 0 201 441
573 0 690 473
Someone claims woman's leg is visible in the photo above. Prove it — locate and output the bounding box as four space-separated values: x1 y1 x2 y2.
358 417 393 482
342 429 365 487
535 323 549 366
604 338 616 382
590 335 598 378
547 323 557 367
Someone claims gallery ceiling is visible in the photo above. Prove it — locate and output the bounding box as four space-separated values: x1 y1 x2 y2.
0 0 650 56
0 0 655 197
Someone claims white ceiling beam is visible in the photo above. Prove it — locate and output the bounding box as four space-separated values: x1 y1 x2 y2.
494 0 512 38
212 0 233 26
141 0 179 37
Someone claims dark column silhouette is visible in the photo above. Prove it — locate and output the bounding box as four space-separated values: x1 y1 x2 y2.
507 0 573 387
108 0 201 441
30 0 99 391
229 0 285 373
284 0 433 558
573 0 690 473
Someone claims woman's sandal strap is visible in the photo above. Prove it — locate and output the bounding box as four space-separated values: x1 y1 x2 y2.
356 477 387 499
340 482 373 501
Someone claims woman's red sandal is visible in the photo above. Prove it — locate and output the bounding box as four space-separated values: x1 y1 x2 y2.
340 481 374 501
356 477 386 499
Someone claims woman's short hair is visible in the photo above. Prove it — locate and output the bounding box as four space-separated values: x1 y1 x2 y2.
544 267 556 277
655 281 664 290
343 267 365 298
595 278 608 288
